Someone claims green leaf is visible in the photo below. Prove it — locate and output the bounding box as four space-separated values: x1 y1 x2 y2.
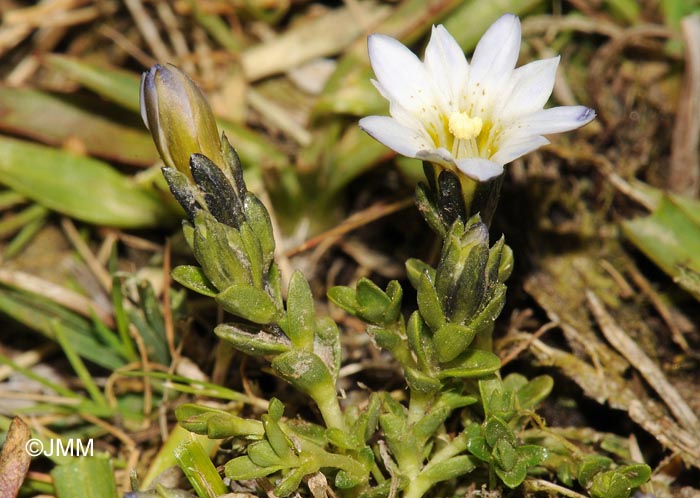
217 284 278 324
516 375 554 410
433 323 476 363
577 455 613 487
0 136 172 228
356 278 391 324
493 438 518 471
405 258 436 290
622 194 700 300
464 423 490 462
589 470 633 498
423 455 476 482
483 416 516 448
247 441 284 467
406 311 438 373
327 286 359 314
215 323 290 356
617 463 651 488
225 455 281 480
495 458 528 489
171 265 218 297
438 349 501 379
285 271 316 349
272 350 334 397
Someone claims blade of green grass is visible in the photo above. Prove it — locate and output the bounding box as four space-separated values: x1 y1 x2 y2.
0 136 174 228
51 457 119 498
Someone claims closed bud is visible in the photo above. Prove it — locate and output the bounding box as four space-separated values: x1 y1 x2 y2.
140 64 223 174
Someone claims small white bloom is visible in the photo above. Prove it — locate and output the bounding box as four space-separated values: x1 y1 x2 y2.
359 14 595 182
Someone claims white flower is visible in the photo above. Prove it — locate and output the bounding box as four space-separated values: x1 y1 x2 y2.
359 14 595 182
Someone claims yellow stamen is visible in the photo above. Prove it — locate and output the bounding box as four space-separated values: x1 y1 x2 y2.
448 112 482 140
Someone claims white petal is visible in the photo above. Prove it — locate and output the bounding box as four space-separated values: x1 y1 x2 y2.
359 116 428 158
491 135 550 165
455 158 504 182
497 57 560 120
367 34 436 116
424 25 468 108
469 14 521 91
416 147 456 168
506 105 596 136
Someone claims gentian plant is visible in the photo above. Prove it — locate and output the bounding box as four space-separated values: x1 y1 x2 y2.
139 15 650 498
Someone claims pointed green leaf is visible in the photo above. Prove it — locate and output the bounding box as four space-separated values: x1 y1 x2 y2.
216 285 278 324
171 265 218 297
285 271 315 349
438 349 501 379
433 323 476 363
215 323 290 356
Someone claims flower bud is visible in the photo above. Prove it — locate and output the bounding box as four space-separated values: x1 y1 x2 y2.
140 64 223 174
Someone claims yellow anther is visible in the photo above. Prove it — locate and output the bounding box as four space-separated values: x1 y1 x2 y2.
448 112 483 140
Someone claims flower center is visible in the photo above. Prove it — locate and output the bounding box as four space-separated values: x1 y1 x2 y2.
448 112 483 141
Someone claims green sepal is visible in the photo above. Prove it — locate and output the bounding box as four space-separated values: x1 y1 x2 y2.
272 350 334 398
450 242 489 323
225 454 282 479
190 152 244 227
405 258 436 290
437 349 501 379
182 220 195 249
221 133 246 195
216 284 278 324
215 323 290 356
415 181 446 237
417 271 444 331
193 211 251 290
267 263 285 311
406 311 438 373
239 222 264 288
437 169 467 228
162 166 200 220
433 323 476 363
423 455 476 483
171 265 218 297
243 192 275 268
285 271 315 349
